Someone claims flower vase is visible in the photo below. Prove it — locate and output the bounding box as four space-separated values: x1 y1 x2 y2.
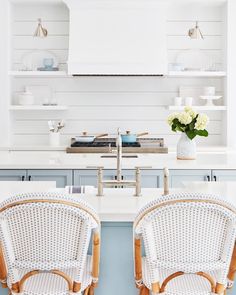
177 133 196 160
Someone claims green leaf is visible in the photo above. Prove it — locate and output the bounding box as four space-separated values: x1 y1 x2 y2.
196 130 208 137
186 130 197 140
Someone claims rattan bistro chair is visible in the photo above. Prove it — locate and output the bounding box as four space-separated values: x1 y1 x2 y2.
133 193 236 295
0 192 100 295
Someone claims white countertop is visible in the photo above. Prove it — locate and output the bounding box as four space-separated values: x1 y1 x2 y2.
0 150 236 169
0 181 235 222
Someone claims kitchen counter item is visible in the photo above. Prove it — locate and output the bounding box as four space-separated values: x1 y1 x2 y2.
49 132 60 146
200 95 222 106
121 131 148 143
18 87 34 105
75 132 108 143
67 137 167 153
21 50 59 71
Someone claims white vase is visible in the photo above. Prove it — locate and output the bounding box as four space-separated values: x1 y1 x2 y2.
177 133 196 160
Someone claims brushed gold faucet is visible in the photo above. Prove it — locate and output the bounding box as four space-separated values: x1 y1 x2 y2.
92 128 151 196
90 129 170 197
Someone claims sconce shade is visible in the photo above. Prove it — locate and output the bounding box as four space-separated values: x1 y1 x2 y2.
188 21 204 39
34 19 48 38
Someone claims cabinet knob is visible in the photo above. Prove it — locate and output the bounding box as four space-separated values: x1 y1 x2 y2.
21 175 25 181
28 175 32 181
213 175 217 181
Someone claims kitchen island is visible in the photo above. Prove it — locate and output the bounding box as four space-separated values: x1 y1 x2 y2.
1 151 236 189
0 182 235 295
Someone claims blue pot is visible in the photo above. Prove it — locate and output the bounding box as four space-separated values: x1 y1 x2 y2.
121 132 148 143
121 134 137 143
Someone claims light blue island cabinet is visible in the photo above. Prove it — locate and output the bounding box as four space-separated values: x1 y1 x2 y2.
74 169 164 188
96 222 136 295
1 169 234 188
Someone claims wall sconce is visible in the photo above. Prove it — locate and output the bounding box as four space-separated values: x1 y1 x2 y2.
188 21 204 39
34 18 48 38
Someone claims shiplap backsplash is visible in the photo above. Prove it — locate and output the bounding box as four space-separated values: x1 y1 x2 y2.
11 2 225 146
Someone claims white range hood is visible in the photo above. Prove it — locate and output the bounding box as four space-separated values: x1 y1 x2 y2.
64 0 168 76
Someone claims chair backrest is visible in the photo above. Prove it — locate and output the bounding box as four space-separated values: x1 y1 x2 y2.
134 193 236 272
0 192 99 278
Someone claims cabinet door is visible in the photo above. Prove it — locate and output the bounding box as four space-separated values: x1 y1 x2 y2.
170 170 211 188
123 170 163 188
0 170 26 181
73 170 116 187
27 170 72 188
212 170 236 182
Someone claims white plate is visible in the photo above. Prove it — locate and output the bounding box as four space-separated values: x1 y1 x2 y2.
21 50 59 71
200 96 222 100
177 49 214 71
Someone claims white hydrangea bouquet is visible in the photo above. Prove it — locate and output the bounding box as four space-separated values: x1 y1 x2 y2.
167 107 209 140
167 107 209 159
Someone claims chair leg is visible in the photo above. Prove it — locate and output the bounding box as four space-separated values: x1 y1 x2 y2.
84 286 90 295
215 283 226 295
88 285 95 295
228 243 236 287
139 286 149 295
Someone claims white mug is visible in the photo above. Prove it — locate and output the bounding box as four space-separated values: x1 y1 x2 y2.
185 97 193 106
174 97 182 106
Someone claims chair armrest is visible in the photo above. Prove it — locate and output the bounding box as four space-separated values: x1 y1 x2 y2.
134 237 160 293
134 237 142 283
91 231 100 285
0 243 7 286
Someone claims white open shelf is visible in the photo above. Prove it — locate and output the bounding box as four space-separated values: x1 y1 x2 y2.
168 71 226 77
9 71 69 77
9 105 68 111
167 105 227 111
10 71 227 78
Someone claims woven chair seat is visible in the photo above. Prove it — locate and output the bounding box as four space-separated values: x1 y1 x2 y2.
142 257 219 295
11 256 92 295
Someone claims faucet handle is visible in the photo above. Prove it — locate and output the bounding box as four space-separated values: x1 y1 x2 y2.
163 167 169 176
163 167 170 195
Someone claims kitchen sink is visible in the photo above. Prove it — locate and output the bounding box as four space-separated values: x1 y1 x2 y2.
101 154 138 158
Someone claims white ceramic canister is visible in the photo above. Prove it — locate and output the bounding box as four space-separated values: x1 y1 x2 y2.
18 86 34 105
174 97 182 106
49 132 60 146
185 97 193 106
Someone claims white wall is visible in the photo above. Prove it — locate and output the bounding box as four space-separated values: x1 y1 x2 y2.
0 0 11 146
10 2 225 147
